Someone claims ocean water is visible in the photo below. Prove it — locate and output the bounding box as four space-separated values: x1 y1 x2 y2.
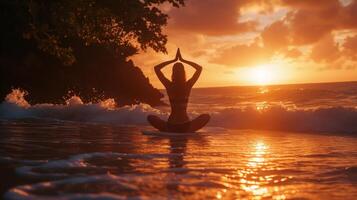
1 82 357 199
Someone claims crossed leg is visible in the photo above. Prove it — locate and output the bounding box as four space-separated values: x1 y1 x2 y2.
188 114 210 132
147 115 168 132
147 114 210 133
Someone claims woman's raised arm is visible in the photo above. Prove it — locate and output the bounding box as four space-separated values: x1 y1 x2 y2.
177 49 202 87
154 57 178 87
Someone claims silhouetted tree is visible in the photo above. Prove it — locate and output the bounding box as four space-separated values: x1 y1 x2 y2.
0 0 184 105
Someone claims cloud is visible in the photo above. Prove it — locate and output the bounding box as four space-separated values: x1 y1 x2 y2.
282 0 341 10
168 0 257 35
210 42 273 67
258 0 357 63
343 35 357 60
285 1 341 45
310 34 341 63
340 0 357 28
268 0 357 45
261 20 290 50
285 48 302 58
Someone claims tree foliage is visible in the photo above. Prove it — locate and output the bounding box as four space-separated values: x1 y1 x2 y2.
1 0 184 65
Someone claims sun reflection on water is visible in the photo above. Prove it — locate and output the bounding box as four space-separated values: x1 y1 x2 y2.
255 102 269 111
258 87 270 94
238 141 271 199
243 141 294 199
217 140 293 199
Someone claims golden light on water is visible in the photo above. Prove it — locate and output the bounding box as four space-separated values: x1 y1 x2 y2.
255 102 269 111
239 141 270 199
216 140 294 199
258 87 270 94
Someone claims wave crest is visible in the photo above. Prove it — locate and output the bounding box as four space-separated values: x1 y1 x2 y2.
211 106 357 133
0 89 165 124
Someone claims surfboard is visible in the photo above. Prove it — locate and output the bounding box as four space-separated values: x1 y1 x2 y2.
142 130 200 137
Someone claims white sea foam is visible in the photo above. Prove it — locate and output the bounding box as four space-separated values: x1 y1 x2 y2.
15 152 177 179
0 89 166 124
4 174 141 200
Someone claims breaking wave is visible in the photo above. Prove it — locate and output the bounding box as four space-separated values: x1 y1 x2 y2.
0 89 166 124
1 89 357 134
211 106 357 134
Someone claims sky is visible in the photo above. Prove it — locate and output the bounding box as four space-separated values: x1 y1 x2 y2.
131 0 357 88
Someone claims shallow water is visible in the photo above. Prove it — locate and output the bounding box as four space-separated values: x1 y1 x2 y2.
1 120 357 199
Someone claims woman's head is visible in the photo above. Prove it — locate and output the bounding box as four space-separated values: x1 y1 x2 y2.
172 62 186 83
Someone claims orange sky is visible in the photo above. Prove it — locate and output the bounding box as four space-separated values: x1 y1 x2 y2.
131 0 357 88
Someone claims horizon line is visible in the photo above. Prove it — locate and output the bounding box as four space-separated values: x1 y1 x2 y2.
157 80 357 90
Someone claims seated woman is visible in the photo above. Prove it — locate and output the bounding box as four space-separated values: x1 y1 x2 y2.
147 49 210 133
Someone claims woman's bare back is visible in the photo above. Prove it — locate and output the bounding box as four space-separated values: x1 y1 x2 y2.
167 82 191 123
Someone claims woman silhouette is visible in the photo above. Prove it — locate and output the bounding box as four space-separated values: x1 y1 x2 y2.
147 49 210 133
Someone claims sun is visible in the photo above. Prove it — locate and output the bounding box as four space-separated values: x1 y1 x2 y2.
248 65 274 85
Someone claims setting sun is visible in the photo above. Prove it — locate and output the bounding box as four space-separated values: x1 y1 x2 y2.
247 65 274 85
